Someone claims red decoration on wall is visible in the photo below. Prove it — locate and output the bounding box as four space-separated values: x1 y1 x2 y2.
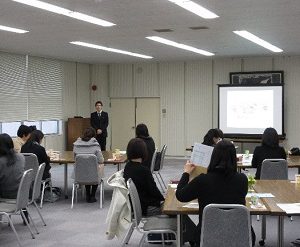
91 85 97 91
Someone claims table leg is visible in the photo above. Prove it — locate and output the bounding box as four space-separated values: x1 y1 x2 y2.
277 216 284 247
298 167 300 174
177 215 183 247
64 163 68 199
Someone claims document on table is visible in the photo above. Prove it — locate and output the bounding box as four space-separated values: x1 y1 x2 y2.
182 202 199 209
277 203 300 214
190 143 214 167
246 193 275 198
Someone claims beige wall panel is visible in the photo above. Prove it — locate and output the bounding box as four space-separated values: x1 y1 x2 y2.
212 58 242 127
274 56 300 149
185 60 213 147
76 63 91 118
109 64 133 97
133 63 159 97
243 57 273 71
159 62 185 156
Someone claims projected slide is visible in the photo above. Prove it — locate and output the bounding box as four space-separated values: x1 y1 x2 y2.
227 90 273 128
219 85 283 137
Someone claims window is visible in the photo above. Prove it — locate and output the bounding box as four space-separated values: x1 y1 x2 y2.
41 120 59 135
23 121 41 130
0 120 62 136
1 122 21 137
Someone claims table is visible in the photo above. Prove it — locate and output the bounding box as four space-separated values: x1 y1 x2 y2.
50 151 127 198
162 186 269 246
254 180 300 247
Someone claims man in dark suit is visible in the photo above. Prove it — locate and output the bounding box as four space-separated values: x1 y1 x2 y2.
90 101 109 151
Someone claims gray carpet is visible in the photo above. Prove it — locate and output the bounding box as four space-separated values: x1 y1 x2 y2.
0 158 299 247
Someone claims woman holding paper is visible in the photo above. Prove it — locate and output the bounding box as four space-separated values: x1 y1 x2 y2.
176 140 255 246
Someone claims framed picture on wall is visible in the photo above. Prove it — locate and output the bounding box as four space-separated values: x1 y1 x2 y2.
229 71 284 85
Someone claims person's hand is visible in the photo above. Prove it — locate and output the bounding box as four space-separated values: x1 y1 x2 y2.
184 161 196 174
97 129 102 134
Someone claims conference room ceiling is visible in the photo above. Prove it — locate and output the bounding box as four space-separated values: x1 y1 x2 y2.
0 0 300 64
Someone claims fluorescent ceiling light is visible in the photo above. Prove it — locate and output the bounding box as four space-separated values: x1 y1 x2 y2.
167 0 218 19
233 30 283 53
146 36 214 56
70 41 153 59
12 0 115 27
0 25 28 33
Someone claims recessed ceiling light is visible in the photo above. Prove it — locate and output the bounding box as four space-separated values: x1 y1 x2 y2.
146 36 214 56
12 0 115 27
167 0 219 19
0 24 28 33
233 30 283 53
70 41 153 59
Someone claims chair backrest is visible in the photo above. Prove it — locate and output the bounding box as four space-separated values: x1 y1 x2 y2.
127 178 142 228
150 149 158 173
200 204 252 247
74 154 99 184
260 159 288 180
158 144 167 170
23 153 39 182
31 163 46 202
16 169 33 211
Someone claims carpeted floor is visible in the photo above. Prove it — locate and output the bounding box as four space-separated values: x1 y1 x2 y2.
0 158 299 247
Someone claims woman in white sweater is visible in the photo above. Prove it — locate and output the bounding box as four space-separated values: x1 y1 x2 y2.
73 127 104 203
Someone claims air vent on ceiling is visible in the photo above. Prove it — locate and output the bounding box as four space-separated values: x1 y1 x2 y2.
189 26 209 30
153 28 174 33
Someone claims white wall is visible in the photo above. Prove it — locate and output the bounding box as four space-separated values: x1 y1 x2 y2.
90 56 300 156
2 50 300 155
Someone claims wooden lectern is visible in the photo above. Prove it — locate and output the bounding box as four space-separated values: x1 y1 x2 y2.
67 117 91 151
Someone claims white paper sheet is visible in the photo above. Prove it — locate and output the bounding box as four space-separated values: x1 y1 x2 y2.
190 143 214 167
277 203 300 214
182 202 199 209
246 193 275 198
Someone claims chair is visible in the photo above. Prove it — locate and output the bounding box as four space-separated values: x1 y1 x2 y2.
71 154 104 209
23 153 53 208
29 163 47 227
153 145 167 192
200 204 252 247
150 148 158 173
126 178 176 246
0 169 38 247
260 159 288 180
259 159 288 246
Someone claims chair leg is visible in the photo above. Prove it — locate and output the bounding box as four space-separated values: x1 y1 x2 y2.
121 223 134 246
138 233 147 247
158 172 167 189
26 208 39 234
48 179 53 203
100 181 103 209
161 233 165 247
33 201 46 226
154 173 165 192
20 210 35 239
71 183 75 209
3 213 22 247
40 181 46 208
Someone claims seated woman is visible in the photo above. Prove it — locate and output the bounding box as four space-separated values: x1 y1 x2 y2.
21 130 51 180
202 128 222 146
73 127 104 203
135 123 155 170
252 127 286 179
176 140 255 246
123 138 164 216
0 133 25 199
13 125 32 153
